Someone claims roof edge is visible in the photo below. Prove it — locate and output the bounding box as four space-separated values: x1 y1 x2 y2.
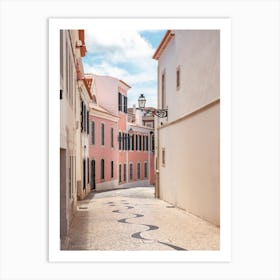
152 30 174 60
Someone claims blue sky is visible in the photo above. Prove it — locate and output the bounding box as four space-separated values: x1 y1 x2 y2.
82 29 166 108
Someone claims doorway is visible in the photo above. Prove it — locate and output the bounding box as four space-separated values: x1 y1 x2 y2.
90 159 96 190
60 148 67 237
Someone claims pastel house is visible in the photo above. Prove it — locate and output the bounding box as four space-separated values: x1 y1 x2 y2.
87 74 155 191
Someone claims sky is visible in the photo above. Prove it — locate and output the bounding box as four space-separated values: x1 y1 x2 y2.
82 29 166 108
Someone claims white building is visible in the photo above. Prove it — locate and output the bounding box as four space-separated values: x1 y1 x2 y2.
153 30 220 226
60 29 87 246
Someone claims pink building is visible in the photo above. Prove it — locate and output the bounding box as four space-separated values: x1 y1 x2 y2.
87 74 155 192
89 104 119 190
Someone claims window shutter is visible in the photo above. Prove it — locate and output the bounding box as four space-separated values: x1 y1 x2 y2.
124 96 126 113
132 134 134 150
91 122 95 145
87 111 89 134
87 158 89 183
111 161 114 178
118 92 122 111
101 124 105 145
119 132 122 150
81 101 84 132
83 104 86 133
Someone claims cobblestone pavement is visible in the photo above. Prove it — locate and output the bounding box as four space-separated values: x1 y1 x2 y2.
66 187 220 251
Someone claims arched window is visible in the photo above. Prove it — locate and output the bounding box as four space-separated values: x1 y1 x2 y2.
144 162 148 178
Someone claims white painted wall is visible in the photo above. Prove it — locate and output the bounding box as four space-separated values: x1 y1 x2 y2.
158 30 220 122
60 30 79 237
156 30 220 226
159 102 220 225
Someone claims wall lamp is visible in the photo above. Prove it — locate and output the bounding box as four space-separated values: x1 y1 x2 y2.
137 94 168 118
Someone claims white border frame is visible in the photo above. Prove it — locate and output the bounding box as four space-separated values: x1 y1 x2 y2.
49 18 231 262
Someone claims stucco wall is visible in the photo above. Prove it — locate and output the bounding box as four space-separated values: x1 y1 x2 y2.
93 74 119 116
158 102 220 226
89 115 118 185
158 30 220 123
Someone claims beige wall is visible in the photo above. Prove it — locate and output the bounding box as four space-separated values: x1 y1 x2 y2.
158 30 220 123
156 30 220 226
60 30 80 238
158 102 220 225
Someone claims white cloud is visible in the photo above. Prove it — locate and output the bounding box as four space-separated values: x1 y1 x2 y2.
85 29 155 66
83 61 156 85
83 29 159 107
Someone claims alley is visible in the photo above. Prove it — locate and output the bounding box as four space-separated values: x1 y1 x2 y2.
66 187 219 251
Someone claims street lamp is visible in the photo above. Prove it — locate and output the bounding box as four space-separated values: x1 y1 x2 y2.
137 94 168 118
138 94 146 110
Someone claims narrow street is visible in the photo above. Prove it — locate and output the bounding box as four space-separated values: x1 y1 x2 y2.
66 187 219 251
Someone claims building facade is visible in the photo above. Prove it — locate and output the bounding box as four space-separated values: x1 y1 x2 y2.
60 29 87 242
89 101 119 191
153 30 220 226
87 74 155 191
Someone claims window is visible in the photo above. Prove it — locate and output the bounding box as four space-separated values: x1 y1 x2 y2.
132 134 134 150
176 66 180 90
101 123 105 146
81 101 84 132
118 92 122 111
83 159 86 189
144 162 148 178
162 148 165 166
139 135 142 151
136 134 138 151
124 164 126 182
91 121 95 145
111 161 114 178
122 132 125 150
146 136 149 151
87 111 89 134
129 163 133 180
118 93 127 113
143 135 145 150
151 134 155 152
101 159 105 179
111 127 114 148
83 104 86 134
124 133 127 150
128 134 131 150
137 162 140 179
161 71 166 109
87 157 89 183
124 96 127 113
119 132 122 150
119 164 122 183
